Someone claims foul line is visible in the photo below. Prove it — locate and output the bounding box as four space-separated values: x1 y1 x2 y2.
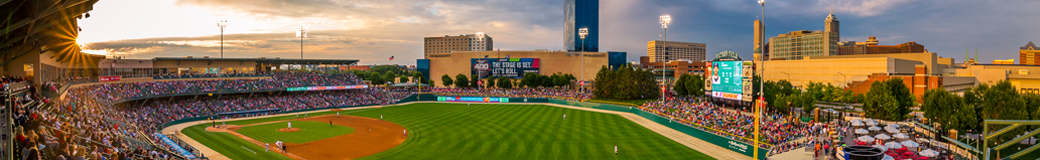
241 146 257 154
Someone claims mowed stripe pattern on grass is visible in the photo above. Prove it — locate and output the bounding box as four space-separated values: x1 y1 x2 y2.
350 103 712 160
182 125 292 160
236 120 355 144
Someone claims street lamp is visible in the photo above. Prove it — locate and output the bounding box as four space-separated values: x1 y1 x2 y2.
659 15 671 101
217 20 227 58
579 27 589 95
296 25 307 59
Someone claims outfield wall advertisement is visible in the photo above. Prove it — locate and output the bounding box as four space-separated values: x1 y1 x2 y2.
437 96 510 103
709 61 743 100
472 58 540 79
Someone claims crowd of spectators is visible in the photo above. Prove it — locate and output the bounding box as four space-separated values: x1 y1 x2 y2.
82 73 362 105
432 88 591 100
10 72 393 160
639 97 810 153
14 86 178 159
124 89 400 132
153 72 270 79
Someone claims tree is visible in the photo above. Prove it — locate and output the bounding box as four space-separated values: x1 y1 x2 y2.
370 65 405 75
413 72 424 83
673 74 689 96
369 72 383 85
922 88 959 130
428 79 435 87
550 73 563 88
455 74 469 88
863 81 898 120
470 75 481 88
399 76 409 83
885 78 915 119
686 74 704 97
497 77 513 89
441 75 454 88
486 78 496 88
384 72 398 84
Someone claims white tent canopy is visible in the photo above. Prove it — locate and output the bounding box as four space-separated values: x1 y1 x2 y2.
869 126 881 131
884 141 903 149
901 141 920 148
856 129 870 135
876 134 892 140
893 133 909 139
859 136 876 142
920 149 939 157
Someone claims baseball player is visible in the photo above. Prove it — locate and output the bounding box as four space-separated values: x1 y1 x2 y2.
468 103 471 106
337 112 340 117
305 113 308 118
264 143 269 152
329 120 333 127
404 129 407 137
288 122 292 129
564 114 566 120
276 140 284 153
380 114 383 121
615 145 618 155
296 113 299 118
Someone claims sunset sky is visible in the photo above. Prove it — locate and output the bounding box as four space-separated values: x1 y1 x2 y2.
78 0 1040 65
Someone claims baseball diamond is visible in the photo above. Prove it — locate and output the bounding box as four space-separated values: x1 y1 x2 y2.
178 103 714 160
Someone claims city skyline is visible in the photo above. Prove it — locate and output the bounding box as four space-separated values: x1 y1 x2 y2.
77 0 1040 65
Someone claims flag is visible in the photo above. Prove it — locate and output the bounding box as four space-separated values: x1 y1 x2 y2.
484 55 489 58
389 56 394 61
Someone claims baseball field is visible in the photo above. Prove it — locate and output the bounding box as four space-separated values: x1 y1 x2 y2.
180 103 713 159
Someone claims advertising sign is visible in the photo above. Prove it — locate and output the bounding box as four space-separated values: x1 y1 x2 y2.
100 76 121 82
437 96 510 103
709 61 743 100
286 85 368 92
472 58 540 78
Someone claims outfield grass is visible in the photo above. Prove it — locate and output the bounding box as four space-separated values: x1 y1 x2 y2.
183 103 711 159
235 120 354 144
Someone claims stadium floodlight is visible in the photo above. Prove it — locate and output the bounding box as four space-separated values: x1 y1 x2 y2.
659 15 670 101
579 28 588 94
218 20 227 59
297 25 307 59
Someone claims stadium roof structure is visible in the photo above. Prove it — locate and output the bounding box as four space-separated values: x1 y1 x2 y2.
0 0 101 66
153 57 359 65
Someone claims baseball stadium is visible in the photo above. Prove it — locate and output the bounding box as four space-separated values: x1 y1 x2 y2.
14 68 781 160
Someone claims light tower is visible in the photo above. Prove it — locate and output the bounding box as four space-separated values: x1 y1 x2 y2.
217 20 227 58
296 25 307 59
659 15 671 101
579 27 589 95
754 0 765 160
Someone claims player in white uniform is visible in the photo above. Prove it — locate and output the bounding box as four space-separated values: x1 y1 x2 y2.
380 114 383 120
288 122 292 129
615 145 618 155
265 143 269 152
404 129 407 137
564 114 566 120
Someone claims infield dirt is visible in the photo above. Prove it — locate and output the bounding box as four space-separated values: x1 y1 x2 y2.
207 115 405 160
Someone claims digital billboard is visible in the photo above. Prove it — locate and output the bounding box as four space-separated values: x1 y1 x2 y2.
472 58 540 79
286 85 368 92
437 96 510 103
710 61 743 100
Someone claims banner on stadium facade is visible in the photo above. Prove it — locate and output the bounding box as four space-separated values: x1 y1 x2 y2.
100 76 121 82
437 96 510 103
286 85 368 92
471 58 540 79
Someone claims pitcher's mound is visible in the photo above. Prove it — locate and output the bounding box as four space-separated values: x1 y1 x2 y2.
278 128 302 132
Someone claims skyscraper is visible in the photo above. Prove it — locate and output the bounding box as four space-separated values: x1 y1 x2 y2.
768 13 839 60
564 0 599 52
423 32 493 58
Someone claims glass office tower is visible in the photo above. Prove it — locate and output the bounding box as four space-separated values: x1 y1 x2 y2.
564 0 599 52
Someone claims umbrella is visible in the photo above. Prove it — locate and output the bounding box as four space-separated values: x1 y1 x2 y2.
901 141 920 148
920 149 938 157
851 119 863 124
852 121 864 127
872 144 888 152
876 134 892 140
886 128 900 134
869 126 881 131
886 123 900 129
867 121 878 126
858 136 876 142
856 129 869 134
884 141 903 149
893 133 909 139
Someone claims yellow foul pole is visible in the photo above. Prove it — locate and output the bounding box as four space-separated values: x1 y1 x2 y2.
753 98 762 159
